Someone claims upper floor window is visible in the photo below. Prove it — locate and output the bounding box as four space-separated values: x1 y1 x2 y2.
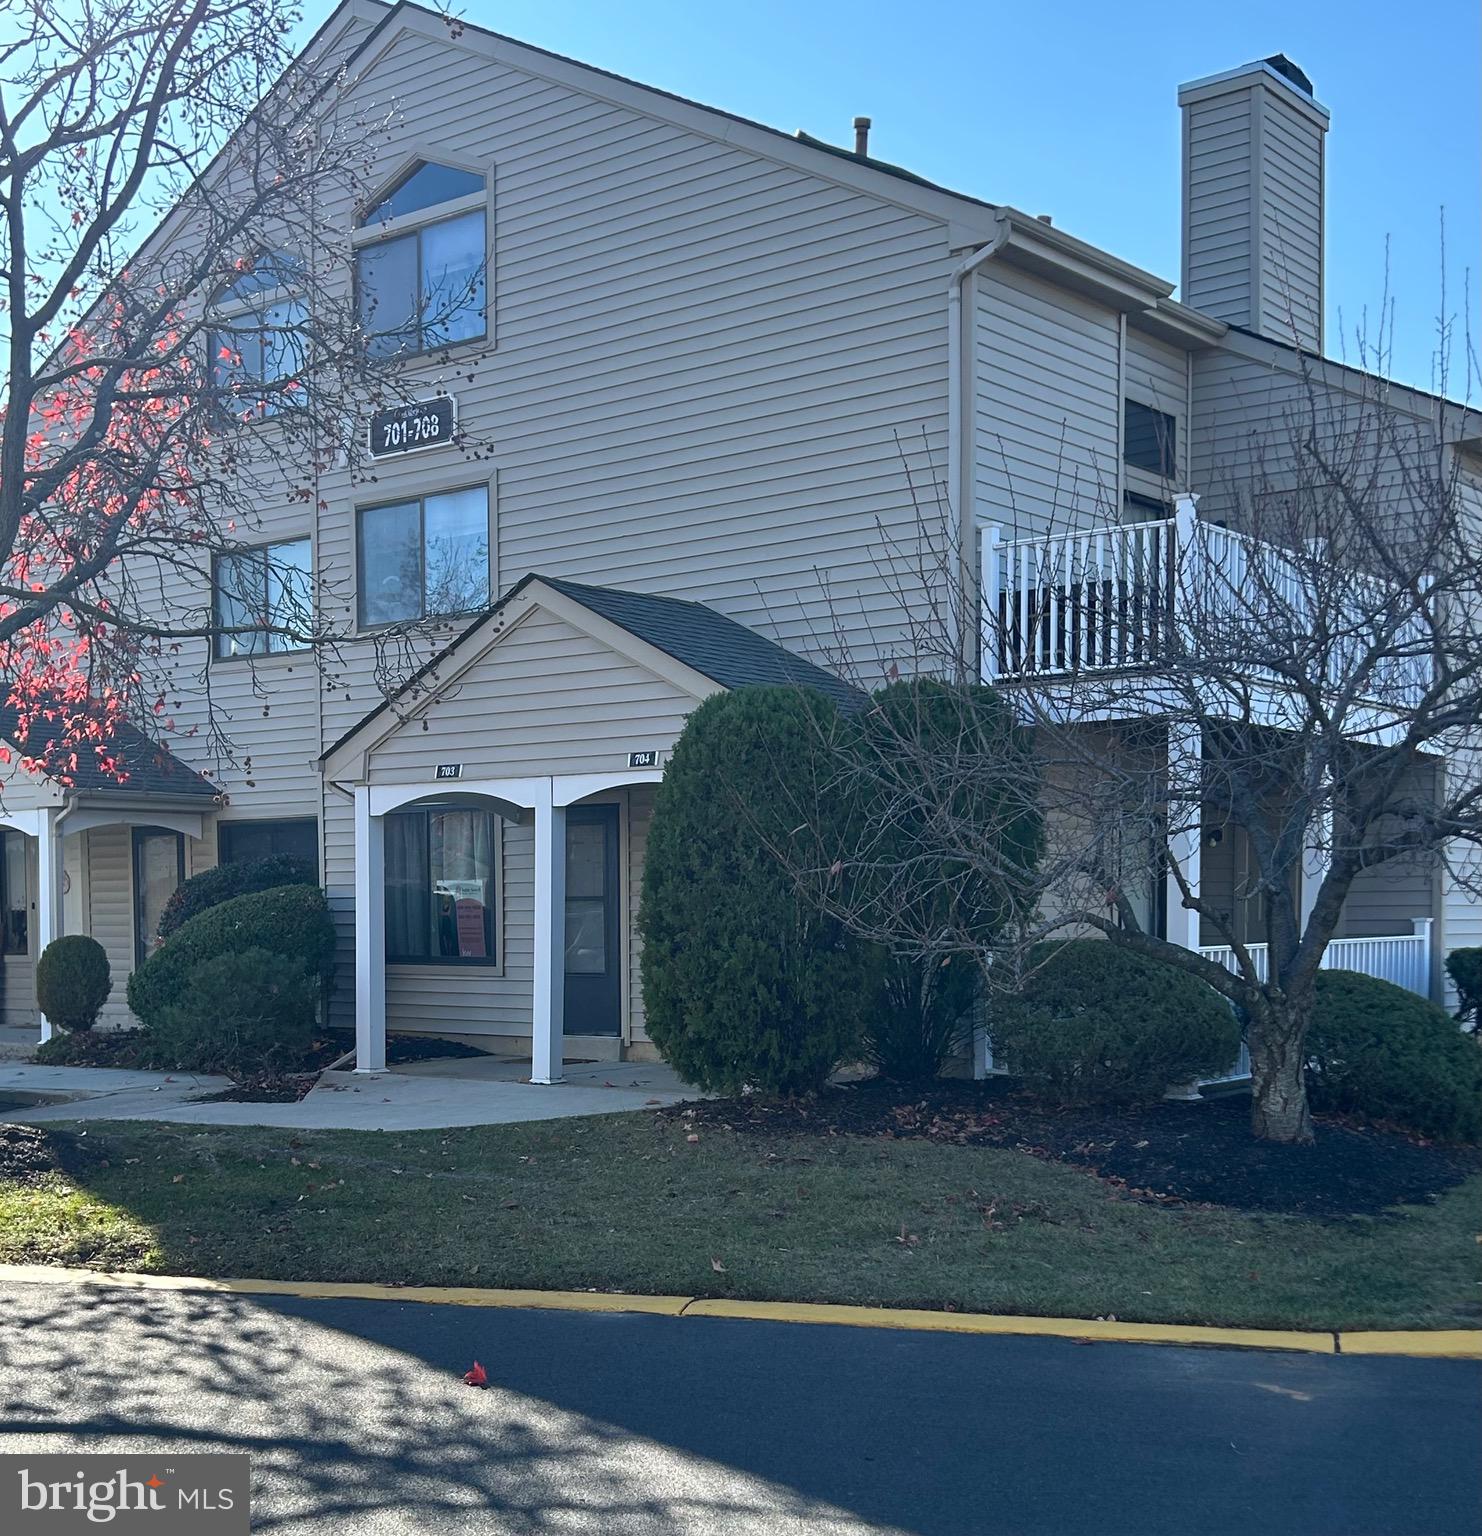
356 160 487 358
357 484 489 628
210 251 309 419
1124 399 1177 478
214 538 313 658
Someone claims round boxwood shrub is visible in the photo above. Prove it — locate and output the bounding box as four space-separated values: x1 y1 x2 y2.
141 948 318 1078
127 883 335 1027
990 940 1240 1105
1444 947 1482 1033
639 685 881 1096
157 853 316 942
1308 969 1482 1142
35 934 112 1032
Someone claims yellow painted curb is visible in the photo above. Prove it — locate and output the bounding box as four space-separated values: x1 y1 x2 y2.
681 1298 1335 1353
0 1264 688 1316
1339 1331 1482 1359
4 1266 1477 1356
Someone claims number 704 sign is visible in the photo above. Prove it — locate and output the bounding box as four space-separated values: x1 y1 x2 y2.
367 396 457 459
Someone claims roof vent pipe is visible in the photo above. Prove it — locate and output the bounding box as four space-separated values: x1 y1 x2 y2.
853 116 871 156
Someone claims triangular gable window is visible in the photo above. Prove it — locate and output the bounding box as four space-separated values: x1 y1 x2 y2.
360 161 483 226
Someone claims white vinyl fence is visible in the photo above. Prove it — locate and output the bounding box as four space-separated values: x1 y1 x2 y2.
1198 919 1434 1082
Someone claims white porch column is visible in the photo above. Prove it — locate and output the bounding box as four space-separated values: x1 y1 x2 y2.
35 809 63 1042
531 780 566 1085
1412 916 1436 1000
979 522 1002 684
353 787 387 1074
1165 724 1203 952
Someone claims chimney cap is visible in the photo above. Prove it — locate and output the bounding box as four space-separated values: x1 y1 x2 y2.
1261 53 1314 96
1178 58 1329 124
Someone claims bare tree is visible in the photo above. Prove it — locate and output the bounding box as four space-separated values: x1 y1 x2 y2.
0 0 488 781
789 351 1481 1144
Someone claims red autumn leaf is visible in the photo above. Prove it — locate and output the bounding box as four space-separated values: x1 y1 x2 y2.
462 1361 488 1388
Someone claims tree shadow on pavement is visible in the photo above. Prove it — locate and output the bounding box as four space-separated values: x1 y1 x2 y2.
1 1281 1479 1536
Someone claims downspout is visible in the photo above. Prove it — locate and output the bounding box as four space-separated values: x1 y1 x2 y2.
946 216 1012 679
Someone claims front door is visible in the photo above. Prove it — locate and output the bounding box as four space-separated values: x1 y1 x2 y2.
563 804 621 1036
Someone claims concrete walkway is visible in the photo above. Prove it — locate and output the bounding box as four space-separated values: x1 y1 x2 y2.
0 1054 695 1131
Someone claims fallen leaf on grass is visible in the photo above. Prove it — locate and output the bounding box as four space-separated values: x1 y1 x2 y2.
710 1257 727 1273
171 1174 185 1184
463 1362 488 1388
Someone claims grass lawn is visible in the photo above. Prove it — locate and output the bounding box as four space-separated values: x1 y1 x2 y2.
2 1112 1479 1331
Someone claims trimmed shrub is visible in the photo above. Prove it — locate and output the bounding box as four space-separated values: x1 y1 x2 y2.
35 935 112 1032
866 953 981 1081
1445 947 1482 1033
157 853 316 941
990 940 1240 1105
853 680 1042 1079
1308 970 1482 1141
141 948 317 1078
127 883 335 1027
640 685 881 1096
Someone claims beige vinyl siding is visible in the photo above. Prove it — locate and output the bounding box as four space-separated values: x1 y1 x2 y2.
972 262 1121 537
1335 854 1435 940
1256 93 1323 352
366 608 702 784
309 23 955 761
627 784 655 1043
86 825 137 1031
324 789 358 1032
1182 89 1254 326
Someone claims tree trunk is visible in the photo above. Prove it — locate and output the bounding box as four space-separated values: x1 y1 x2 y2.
1249 1000 1315 1144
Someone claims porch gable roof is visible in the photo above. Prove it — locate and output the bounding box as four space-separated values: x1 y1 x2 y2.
320 573 859 780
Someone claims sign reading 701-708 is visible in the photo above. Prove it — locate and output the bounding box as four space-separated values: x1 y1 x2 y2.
367 396 457 459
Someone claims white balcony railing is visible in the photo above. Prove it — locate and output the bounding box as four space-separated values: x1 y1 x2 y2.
979 506 1433 710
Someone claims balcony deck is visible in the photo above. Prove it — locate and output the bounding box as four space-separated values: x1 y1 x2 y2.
978 503 1433 715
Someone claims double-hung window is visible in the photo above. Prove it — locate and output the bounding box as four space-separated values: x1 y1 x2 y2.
214 539 313 658
209 251 309 419
385 806 499 964
356 161 487 357
357 485 489 628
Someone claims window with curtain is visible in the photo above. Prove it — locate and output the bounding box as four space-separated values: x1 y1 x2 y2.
214 539 313 657
385 807 498 963
356 160 487 357
357 485 488 627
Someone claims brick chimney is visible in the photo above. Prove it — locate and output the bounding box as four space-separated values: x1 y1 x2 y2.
1178 55 1329 352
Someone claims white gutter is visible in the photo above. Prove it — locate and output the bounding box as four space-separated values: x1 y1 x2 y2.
945 220 1012 673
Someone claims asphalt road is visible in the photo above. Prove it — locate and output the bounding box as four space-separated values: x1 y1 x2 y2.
0 1280 1475 1535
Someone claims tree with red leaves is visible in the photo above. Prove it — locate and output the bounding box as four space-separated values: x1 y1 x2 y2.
0 0 469 785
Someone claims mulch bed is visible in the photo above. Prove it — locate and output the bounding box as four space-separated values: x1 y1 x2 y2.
669 1079 1482 1218
0 1124 94 1187
194 1033 491 1103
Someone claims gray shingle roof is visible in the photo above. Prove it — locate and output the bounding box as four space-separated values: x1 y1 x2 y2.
535 575 862 709
0 700 219 799
321 573 864 764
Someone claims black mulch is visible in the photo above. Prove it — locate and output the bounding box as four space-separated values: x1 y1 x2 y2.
0 1124 94 1187
667 1079 1482 1218
195 1033 491 1103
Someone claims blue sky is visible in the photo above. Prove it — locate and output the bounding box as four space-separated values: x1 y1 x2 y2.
305 0 1479 393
